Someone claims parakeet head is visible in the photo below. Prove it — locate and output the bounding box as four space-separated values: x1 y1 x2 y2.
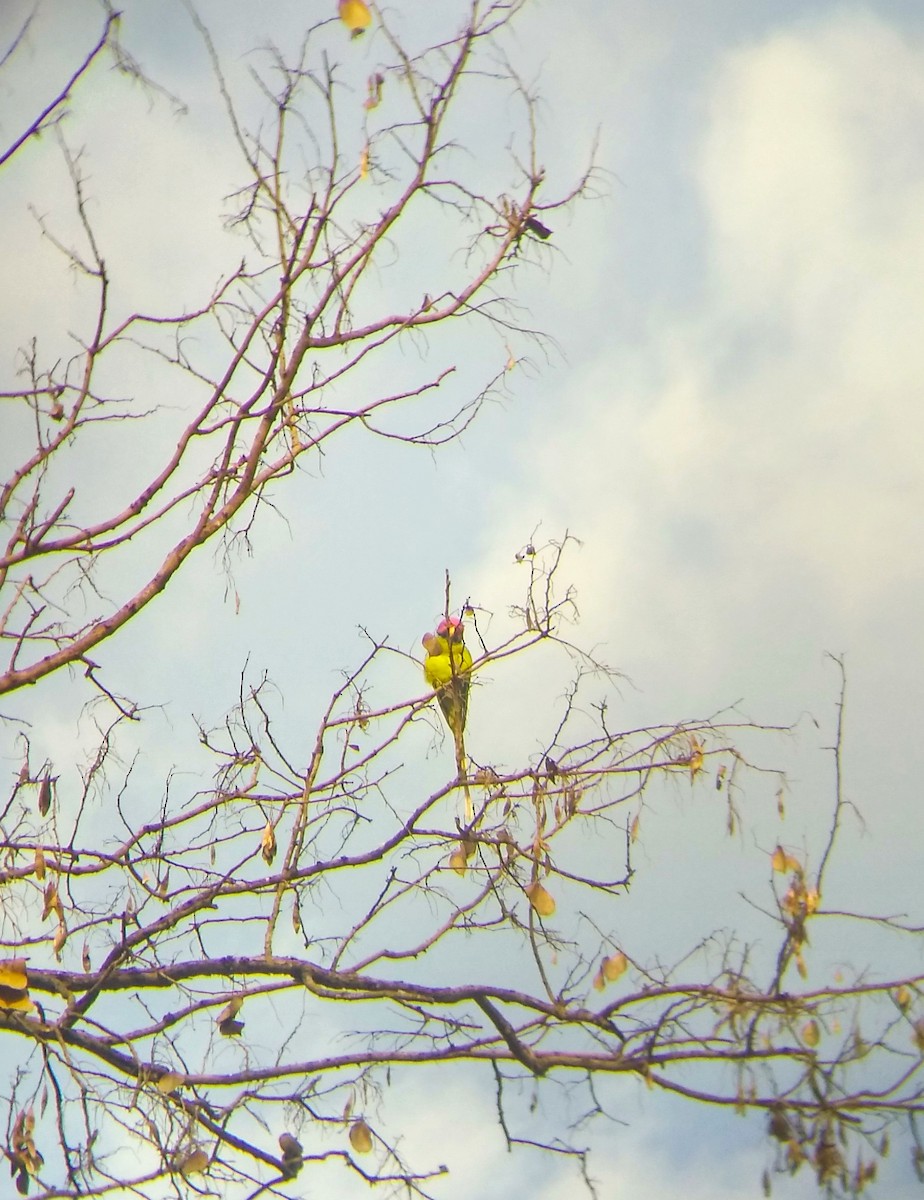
437 616 464 642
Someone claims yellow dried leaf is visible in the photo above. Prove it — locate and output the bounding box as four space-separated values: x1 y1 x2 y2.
260 820 276 866
592 968 606 992
156 1072 184 1095
895 985 912 1012
42 882 61 922
338 0 371 36
913 1017 924 1053
795 951 808 979
782 882 814 921
800 1019 820 1048
0 958 28 991
34 848 45 881
771 846 801 874
53 922 67 959
602 952 628 982
359 144 369 179
14 1106 34 1139
630 812 640 843
349 1119 373 1154
449 849 467 876
0 985 34 1012
525 881 556 918
11 1106 42 1185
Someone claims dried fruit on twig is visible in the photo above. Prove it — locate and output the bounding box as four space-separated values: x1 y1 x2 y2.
174 1146 208 1176
279 1132 303 1176
349 1119 373 1154
800 1019 820 1048
338 0 371 37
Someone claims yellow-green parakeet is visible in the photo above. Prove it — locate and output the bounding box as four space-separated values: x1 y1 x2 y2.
421 615 472 739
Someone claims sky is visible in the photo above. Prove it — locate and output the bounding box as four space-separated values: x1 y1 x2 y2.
1 0 923 1197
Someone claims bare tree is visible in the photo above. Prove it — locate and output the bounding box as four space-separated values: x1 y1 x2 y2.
1 0 574 704
1 5 921 1199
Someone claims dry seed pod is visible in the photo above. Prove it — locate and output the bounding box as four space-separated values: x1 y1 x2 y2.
279 1132 303 1176
349 1119 373 1154
38 773 52 816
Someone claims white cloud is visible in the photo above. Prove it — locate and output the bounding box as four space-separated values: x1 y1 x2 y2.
475 7 924 690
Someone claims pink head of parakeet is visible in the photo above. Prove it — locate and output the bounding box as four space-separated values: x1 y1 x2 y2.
436 616 464 641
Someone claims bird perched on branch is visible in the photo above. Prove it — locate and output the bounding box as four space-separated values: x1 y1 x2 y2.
422 616 472 734
422 615 473 786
